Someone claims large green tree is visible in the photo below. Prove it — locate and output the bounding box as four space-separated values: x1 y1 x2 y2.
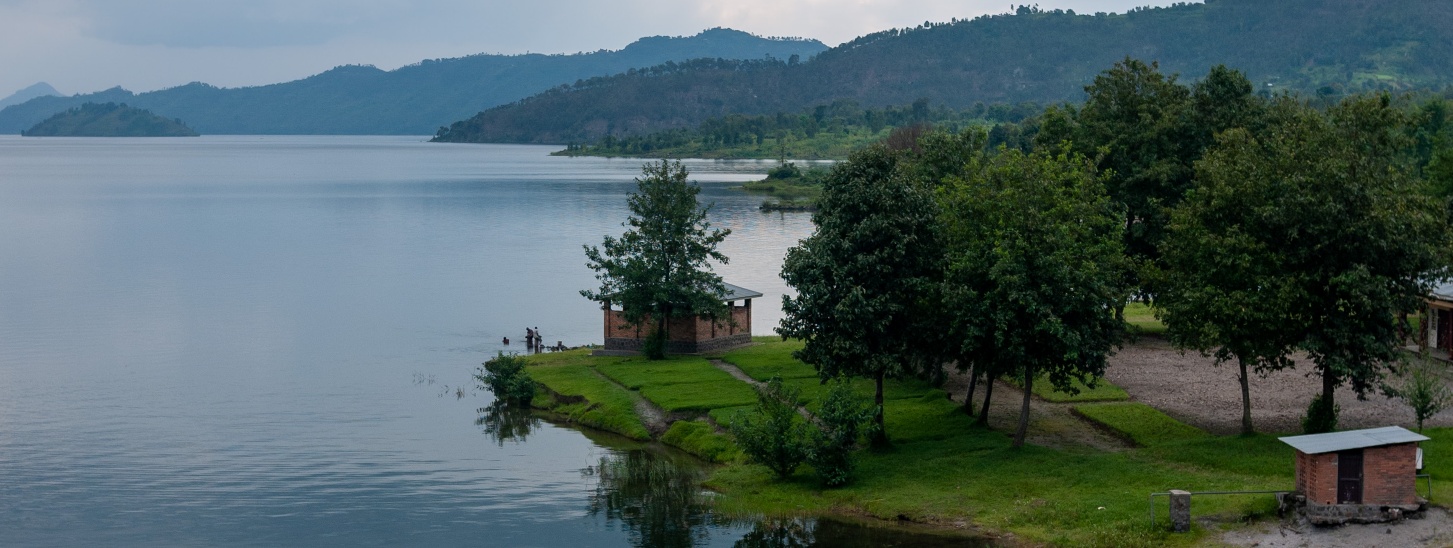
778 145 943 444
1168 95 1450 432
582 160 731 359
1038 61 1265 304
937 146 1128 447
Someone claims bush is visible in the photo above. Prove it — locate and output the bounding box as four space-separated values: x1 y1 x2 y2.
476 352 536 404
807 377 872 487
1302 392 1340 434
767 162 802 180
730 377 809 478
642 328 667 360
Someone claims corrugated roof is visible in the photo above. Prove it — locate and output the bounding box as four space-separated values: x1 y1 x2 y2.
1279 426 1429 454
1433 281 1453 302
596 282 762 302
721 283 763 301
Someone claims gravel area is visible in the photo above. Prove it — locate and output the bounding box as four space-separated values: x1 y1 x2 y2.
1221 507 1453 547
1104 337 1453 435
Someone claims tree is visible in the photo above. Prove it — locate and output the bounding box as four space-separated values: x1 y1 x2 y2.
778 144 944 445
581 161 731 359
1036 58 1196 302
1158 123 1304 435
1169 95 1450 432
1288 95 1451 422
937 146 1128 447
1394 358 1453 432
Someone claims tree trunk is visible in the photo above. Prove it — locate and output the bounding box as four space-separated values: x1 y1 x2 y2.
963 364 978 416
872 371 887 446
1013 365 1033 448
1238 355 1254 435
1322 368 1336 413
977 374 995 426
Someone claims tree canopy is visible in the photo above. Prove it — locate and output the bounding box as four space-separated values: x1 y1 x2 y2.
581 161 731 359
778 145 943 444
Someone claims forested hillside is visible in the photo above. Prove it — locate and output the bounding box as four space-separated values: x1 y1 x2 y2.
21 103 198 137
0 29 825 135
435 0 1453 144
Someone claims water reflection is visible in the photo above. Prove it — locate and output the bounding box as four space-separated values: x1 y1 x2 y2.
585 450 736 548
476 400 541 446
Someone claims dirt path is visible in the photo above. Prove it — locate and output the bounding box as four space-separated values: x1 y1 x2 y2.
1104 337 1453 435
938 369 1134 452
588 368 671 436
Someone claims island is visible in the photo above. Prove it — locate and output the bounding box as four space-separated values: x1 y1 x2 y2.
21 102 199 137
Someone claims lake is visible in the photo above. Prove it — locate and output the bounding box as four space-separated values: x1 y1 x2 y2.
0 136 984 546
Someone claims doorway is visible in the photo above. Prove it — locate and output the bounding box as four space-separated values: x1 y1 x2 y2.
1337 449 1364 504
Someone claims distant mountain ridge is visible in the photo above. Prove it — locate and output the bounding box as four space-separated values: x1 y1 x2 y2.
0 82 60 111
0 28 826 135
435 0 1453 144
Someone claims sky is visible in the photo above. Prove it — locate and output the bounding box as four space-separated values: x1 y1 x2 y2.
0 0 1198 98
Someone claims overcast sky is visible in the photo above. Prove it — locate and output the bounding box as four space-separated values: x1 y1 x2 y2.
0 0 1198 98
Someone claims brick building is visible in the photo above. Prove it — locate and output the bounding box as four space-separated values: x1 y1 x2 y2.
1427 282 1453 353
1279 426 1427 523
597 283 761 355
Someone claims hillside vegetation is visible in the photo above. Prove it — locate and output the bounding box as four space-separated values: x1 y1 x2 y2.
436 0 1453 144
0 29 826 135
21 103 198 137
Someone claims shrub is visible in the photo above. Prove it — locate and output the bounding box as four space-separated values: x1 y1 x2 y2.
1302 392 1339 434
642 329 667 360
1393 358 1452 432
730 377 809 478
476 352 536 404
807 377 872 487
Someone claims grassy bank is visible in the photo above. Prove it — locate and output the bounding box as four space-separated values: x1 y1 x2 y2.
523 338 1450 547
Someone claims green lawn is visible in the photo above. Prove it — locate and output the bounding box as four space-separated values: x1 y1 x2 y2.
1029 376 1131 403
522 342 1453 547
1124 302 1166 335
721 338 816 380
1073 402 1209 447
527 353 651 440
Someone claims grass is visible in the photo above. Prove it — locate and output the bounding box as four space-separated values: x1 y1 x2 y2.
721 338 815 380
1073 402 1209 447
662 420 742 463
1124 302 1166 335
1028 376 1131 403
527 352 651 440
525 341 1435 546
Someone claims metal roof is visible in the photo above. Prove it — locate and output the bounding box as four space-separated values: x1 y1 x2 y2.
721 283 763 301
596 282 762 302
1279 426 1429 455
1433 281 1453 302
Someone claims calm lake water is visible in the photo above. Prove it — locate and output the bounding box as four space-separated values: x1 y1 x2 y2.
0 136 984 547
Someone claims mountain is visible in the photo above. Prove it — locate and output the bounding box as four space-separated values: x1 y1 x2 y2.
0 29 826 135
0 82 60 111
22 102 198 137
435 0 1453 144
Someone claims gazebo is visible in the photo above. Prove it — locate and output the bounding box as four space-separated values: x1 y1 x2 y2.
596 283 761 355
1279 426 1428 524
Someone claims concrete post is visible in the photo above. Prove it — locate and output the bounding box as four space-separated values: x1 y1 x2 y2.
1169 490 1192 533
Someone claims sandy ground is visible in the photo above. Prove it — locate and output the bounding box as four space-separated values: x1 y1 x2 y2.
1103 337 1453 436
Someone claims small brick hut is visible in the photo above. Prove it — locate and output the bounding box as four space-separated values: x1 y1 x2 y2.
1279 426 1428 510
598 283 761 355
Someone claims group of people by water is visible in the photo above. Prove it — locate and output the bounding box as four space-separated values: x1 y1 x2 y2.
502 327 566 353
